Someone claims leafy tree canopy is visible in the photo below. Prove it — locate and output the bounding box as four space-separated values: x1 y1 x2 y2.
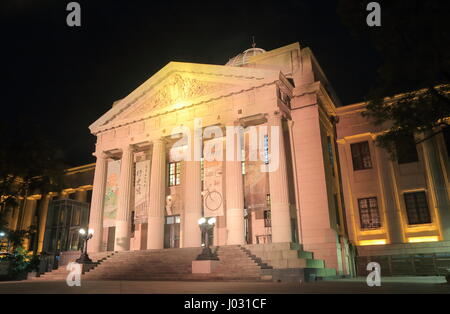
338 0 450 157
0 117 67 234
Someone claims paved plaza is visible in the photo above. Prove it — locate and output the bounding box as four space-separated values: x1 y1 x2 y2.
0 277 448 294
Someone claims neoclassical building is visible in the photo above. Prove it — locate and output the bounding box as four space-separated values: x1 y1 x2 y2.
82 42 450 276
3 42 449 277
87 42 350 272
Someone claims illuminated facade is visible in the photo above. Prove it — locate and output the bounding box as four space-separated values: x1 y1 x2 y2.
337 99 450 262
2 164 94 253
6 43 450 275
5 43 448 276
87 43 351 273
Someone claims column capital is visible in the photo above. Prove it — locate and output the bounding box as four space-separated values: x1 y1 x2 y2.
152 137 168 145
266 111 284 122
120 144 136 153
232 120 245 127
93 151 109 159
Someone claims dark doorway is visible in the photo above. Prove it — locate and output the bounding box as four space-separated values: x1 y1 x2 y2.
107 226 115 251
164 215 180 248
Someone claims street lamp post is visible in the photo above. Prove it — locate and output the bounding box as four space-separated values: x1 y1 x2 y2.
76 228 94 264
0 231 10 252
196 217 219 261
0 231 5 251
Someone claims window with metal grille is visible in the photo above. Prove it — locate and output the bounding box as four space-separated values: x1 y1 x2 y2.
168 162 181 186
264 210 271 227
404 191 431 225
358 197 381 230
351 141 373 170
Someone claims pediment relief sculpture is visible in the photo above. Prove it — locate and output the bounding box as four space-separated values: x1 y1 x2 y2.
122 73 233 120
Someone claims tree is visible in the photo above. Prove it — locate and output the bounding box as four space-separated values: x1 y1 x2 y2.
0 118 66 255
338 0 450 157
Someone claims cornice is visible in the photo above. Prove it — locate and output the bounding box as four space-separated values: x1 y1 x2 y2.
92 79 280 136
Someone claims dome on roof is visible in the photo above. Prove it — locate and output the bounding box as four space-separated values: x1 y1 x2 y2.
225 47 266 67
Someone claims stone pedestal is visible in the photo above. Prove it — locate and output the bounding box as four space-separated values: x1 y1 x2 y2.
192 260 220 274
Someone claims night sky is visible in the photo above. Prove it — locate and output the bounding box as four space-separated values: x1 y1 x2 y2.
0 0 380 167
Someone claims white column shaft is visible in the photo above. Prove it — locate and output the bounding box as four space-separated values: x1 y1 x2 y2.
147 139 166 249
225 130 245 245
183 160 202 247
268 113 292 243
115 146 134 251
88 153 108 252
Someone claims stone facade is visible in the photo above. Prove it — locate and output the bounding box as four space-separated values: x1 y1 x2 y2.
336 99 450 259
5 42 449 277
87 42 351 274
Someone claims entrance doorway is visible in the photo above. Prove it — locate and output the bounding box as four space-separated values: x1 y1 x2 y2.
164 215 180 248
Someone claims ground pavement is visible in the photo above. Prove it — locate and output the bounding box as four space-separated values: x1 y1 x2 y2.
0 277 448 294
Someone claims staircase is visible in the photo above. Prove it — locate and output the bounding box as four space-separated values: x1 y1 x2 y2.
212 245 272 281
28 243 338 282
29 252 115 281
242 243 338 282
30 246 271 282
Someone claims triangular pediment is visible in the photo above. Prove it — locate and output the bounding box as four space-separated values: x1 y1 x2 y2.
119 73 235 120
89 62 281 134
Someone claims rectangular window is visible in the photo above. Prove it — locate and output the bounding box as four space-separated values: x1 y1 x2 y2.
358 197 381 230
327 136 335 176
266 194 271 208
397 136 419 164
263 210 271 227
168 162 181 186
404 191 431 225
264 135 269 164
351 141 373 170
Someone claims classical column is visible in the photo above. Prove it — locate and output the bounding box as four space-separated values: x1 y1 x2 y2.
21 199 36 231
21 198 36 249
376 146 404 243
267 112 292 243
37 194 52 253
3 205 14 231
422 135 450 240
147 139 166 249
287 119 303 243
225 126 246 245
183 131 202 247
88 152 108 253
75 189 87 203
10 205 20 231
115 145 134 251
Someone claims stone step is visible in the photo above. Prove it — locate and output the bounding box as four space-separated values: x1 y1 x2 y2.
36 245 274 282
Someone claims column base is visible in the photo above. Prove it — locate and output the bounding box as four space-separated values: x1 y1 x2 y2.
114 220 131 251
147 216 164 249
